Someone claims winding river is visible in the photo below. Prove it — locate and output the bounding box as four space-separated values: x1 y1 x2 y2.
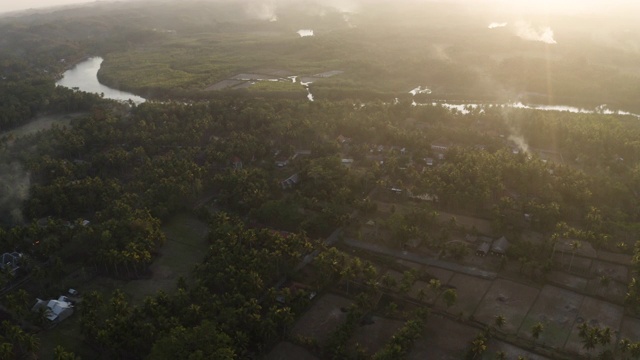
56 58 640 118
56 57 146 104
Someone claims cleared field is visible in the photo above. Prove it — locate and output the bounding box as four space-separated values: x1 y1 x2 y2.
291 293 352 346
437 273 492 315
564 297 624 355
473 279 540 334
586 278 627 303
546 271 588 292
205 79 244 90
437 211 492 235
597 251 632 266
40 213 210 358
267 341 318 360
408 314 478 360
349 316 405 356
553 253 592 273
589 260 629 283
2 112 83 139
518 285 584 348
425 266 455 284
486 339 550 360
38 313 96 359
122 213 210 303
409 280 437 304
619 316 640 343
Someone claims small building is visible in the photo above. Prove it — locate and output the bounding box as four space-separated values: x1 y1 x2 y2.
341 159 354 167
275 156 290 167
476 242 490 256
280 173 299 190
231 156 243 170
1 252 22 275
336 135 351 145
32 296 74 323
491 236 510 256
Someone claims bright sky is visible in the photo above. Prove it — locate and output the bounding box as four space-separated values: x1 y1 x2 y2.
0 0 637 15
0 0 97 14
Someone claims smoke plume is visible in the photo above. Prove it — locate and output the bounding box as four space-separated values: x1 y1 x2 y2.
245 1 279 22
514 21 557 44
488 22 507 29
0 162 30 224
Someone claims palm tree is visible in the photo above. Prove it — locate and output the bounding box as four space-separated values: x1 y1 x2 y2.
442 289 457 309
494 315 506 332
630 343 640 359
531 322 544 343
568 240 582 272
619 338 631 357
469 334 487 360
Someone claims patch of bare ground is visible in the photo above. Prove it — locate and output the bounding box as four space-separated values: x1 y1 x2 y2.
474 279 540 334
290 293 352 346
408 314 478 360
266 341 318 360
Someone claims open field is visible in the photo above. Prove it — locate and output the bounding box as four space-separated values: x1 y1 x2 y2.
585 278 627 303
473 279 540 334
39 213 209 357
1 112 84 139
121 213 210 303
437 273 492 315
425 266 456 284
564 297 624 355
267 342 318 360
437 211 492 235
408 314 479 360
589 260 629 283
619 316 640 343
597 251 632 266
547 271 588 292
291 293 352 346
349 316 405 356
485 339 550 360
518 286 583 348
38 313 96 359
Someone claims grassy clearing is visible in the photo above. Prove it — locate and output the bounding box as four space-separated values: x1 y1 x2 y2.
249 80 306 92
1 112 84 139
122 213 210 304
37 213 210 358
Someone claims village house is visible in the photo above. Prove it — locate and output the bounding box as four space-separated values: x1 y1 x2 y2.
0 252 22 275
280 173 300 190
491 236 510 256
32 296 74 324
476 242 490 256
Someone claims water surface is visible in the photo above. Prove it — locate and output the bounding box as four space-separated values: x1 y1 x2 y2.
56 57 146 103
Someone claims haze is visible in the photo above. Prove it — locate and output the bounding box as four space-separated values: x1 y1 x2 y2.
1 0 639 15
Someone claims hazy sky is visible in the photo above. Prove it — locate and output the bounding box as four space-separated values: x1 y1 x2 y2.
0 0 97 14
0 0 637 15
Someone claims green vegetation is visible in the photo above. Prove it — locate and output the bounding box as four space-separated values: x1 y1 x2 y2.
2 1 640 359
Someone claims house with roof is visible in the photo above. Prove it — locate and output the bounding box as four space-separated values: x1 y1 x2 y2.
31 296 74 323
491 236 510 256
476 242 490 256
430 138 452 153
280 173 300 190
1 252 22 275
231 156 243 170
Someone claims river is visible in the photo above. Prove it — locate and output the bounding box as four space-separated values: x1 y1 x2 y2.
56 58 640 118
56 57 146 104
